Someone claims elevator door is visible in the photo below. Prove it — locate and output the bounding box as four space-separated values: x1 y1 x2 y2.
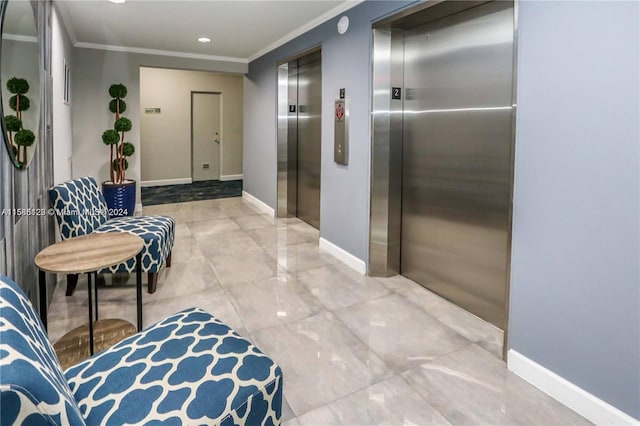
293 52 321 229
401 2 514 328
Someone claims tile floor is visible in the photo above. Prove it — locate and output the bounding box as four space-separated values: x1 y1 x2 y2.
47 197 591 425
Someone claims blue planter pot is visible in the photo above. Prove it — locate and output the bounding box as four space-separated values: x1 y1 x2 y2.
102 180 136 217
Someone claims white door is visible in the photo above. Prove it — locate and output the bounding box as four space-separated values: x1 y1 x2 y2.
192 92 221 181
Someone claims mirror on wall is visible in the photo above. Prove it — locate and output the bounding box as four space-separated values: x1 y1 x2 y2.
0 0 39 169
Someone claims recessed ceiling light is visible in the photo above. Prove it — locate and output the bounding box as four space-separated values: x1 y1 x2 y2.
197 37 211 43
108 0 126 4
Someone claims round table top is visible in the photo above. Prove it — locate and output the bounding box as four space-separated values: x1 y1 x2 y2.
35 232 144 274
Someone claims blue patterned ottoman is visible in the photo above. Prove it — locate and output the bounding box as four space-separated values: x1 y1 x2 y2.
0 275 283 425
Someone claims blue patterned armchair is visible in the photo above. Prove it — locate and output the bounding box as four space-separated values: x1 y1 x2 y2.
48 177 174 294
0 275 283 425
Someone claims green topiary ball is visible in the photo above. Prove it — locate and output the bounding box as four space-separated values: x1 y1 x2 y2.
15 129 35 147
122 142 135 157
109 99 127 114
114 117 132 132
4 115 22 132
9 95 30 112
109 84 127 99
6 77 29 95
102 129 120 145
112 158 129 172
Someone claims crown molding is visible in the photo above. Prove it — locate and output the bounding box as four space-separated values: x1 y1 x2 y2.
74 42 249 64
53 0 365 65
3 34 37 44
247 0 366 63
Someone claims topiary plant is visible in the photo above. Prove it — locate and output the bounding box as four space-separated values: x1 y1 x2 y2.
4 77 32 166
103 83 135 183
15 129 35 151
4 115 21 150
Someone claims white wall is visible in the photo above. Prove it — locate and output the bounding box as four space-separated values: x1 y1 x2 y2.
71 47 246 204
140 67 243 183
52 4 74 184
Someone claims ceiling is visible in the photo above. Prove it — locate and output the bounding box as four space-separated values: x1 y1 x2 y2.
55 0 361 63
4 1 37 39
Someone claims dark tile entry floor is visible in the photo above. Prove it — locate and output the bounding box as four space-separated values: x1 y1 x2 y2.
141 180 242 206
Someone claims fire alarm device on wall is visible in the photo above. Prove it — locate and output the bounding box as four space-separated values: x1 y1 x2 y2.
337 16 349 35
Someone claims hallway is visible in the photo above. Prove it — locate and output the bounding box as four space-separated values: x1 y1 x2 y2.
46 197 589 425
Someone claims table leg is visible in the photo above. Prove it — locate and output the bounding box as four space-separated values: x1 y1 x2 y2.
136 253 142 332
94 272 99 321
38 269 47 331
87 272 94 356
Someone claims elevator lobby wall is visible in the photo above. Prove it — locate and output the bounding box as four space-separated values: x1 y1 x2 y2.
244 0 416 265
244 0 639 421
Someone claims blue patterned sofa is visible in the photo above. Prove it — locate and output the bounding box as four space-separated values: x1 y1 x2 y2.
49 177 174 294
0 275 283 425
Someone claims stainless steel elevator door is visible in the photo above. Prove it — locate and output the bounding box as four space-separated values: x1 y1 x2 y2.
295 52 322 229
401 2 514 328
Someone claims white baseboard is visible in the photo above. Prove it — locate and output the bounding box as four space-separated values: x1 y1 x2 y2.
220 174 243 181
319 238 367 275
507 349 639 425
242 191 274 217
141 178 192 187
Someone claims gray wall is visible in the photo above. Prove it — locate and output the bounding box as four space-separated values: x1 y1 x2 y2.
0 1 55 306
140 67 244 182
244 0 640 420
509 0 639 419
244 0 415 262
72 48 246 205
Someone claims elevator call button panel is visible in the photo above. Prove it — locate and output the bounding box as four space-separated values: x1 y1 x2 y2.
334 98 349 165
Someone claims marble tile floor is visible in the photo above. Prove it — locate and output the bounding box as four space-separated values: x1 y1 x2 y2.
46 197 590 425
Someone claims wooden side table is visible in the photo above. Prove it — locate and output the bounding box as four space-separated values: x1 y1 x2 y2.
35 232 144 355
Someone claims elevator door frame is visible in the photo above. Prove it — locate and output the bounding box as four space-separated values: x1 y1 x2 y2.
368 0 518 359
276 47 322 228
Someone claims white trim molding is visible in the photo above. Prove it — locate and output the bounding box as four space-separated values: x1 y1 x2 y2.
141 178 192 188
247 0 366 62
75 42 248 64
55 0 364 65
242 191 274 217
319 238 367 275
508 350 639 425
3 34 38 44
220 174 243 182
